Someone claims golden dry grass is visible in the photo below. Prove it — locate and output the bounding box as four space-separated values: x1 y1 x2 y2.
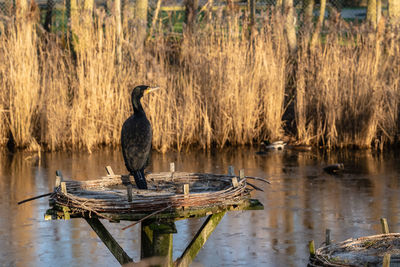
0 9 399 152
295 23 400 149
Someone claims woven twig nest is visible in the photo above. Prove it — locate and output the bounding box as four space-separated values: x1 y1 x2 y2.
309 233 400 267
50 172 250 215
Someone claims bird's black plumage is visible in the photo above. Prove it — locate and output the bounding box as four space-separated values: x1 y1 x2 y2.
121 85 159 189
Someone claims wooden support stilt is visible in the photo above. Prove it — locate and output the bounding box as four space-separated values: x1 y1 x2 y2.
85 217 133 265
175 212 226 267
141 220 174 266
309 240 315 257
325 229 331 246
381 218 389 234
383 253 391 267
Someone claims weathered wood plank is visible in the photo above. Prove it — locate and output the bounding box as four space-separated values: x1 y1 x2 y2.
175 212 226 267
85 217 133 265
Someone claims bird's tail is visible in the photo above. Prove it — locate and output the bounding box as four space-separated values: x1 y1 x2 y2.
132 169 148 189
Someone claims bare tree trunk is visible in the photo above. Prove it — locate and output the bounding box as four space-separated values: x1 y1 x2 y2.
114 0 122 64
184 0 199 33
276 0 283 12
135 0 148 22
15 0 28 19
376 0 381 25
148 0 162 41
68 0 94 53
283 0 297 54
366 0 377 28
135 0 148 43
388 0 400 26
44 0 55 31
303 0 314 27
310 0 326 49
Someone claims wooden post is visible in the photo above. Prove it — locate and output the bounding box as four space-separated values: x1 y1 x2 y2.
381 218 389 234
127 184 132 202
231 178 238 188
61 182 67 194
239 169 245 179
55 176 61 188
85 217 133 264
383 253 391 267
55 170 63 188
56 170 64 179
309 240 315 257
184 184 190 195
228 166 234 176
170 162 175 172
141 220 174 266
229 166 237 187
325 229 331 245
175 212 226 267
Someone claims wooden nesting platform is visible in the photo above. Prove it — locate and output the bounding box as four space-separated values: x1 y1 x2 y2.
46 166 264 222
309 233 400 267
44 165 265 266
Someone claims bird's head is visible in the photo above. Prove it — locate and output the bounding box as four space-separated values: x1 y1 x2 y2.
131 85 160 100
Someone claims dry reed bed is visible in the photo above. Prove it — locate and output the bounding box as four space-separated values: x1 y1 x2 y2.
0 10 399 152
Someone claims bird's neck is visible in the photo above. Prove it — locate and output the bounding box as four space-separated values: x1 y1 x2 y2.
132 98 145 115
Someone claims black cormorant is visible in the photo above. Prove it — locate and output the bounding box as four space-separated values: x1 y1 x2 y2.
121 85 159 189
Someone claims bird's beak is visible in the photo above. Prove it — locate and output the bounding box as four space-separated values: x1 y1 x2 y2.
144 86 160 95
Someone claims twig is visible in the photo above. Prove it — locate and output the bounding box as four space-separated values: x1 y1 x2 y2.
18 192 52 205
122 205 172 231
246 182 264 192
197 173 270 184
245 176 271 184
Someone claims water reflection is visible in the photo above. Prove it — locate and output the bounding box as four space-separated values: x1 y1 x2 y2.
1 148 399 266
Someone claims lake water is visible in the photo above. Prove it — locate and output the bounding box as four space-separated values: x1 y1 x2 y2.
1 147 399 266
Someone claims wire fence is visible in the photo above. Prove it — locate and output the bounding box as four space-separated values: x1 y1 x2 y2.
0 0 387 31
